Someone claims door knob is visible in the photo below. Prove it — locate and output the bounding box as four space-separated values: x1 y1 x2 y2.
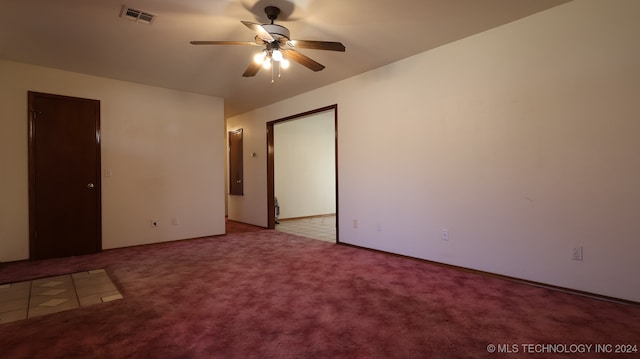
87 183 95 189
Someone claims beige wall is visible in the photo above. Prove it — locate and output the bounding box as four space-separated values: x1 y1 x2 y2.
274 110 336 219
227 0 640 302
0 60 225 261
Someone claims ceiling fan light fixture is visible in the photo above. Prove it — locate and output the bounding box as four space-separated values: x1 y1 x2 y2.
262 57 272 69
281 59 290 69
253 51 267 64
272 49 283 62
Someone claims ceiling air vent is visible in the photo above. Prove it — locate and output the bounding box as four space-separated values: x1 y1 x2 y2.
120 6 156 25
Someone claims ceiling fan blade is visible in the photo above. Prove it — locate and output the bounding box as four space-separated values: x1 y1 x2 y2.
281 49 325 72
242 61 262 77
241 21 275 43
190 41 261 46
287 40 345 52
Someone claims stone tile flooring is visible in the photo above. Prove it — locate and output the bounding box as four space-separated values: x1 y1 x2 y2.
276 215 336 243
0 269 122 324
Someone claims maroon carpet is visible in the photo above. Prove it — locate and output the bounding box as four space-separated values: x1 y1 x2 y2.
1 226 639 358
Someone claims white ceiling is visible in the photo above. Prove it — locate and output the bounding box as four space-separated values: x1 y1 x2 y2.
0 0 570 118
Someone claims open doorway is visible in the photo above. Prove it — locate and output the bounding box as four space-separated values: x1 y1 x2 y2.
266 105 338 243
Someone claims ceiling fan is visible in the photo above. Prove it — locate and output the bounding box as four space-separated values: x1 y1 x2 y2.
190 6 345 82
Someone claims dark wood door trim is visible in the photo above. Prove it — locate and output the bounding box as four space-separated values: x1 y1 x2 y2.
266 104 339 242
28 91 102 259
229 129 244 195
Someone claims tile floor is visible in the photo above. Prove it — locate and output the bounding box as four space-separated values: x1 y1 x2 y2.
0 269 122 324
276 215 336 243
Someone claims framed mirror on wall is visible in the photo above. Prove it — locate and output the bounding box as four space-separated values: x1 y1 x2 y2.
229 129 243 195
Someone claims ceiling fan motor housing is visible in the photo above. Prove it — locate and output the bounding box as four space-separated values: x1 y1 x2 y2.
262 24 290 41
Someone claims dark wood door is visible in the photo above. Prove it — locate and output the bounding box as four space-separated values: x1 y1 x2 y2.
28 92 101 260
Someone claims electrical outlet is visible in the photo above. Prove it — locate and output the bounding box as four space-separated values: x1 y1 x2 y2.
353 219 358 229
151 219 158 227
376 223 382 232
572 246 583 261
441 229 449 241
172 216 179 225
